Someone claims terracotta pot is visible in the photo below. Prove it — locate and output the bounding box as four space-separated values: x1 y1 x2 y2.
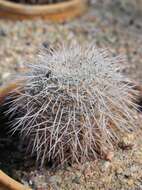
0 170 32 190
0 0 88 21
0 82 19 104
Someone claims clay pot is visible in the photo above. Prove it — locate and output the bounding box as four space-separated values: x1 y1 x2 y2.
0 82 19 104
0 170 31 190
0 0 88 21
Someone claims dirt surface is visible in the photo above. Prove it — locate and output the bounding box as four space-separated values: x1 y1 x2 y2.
0 0 142 189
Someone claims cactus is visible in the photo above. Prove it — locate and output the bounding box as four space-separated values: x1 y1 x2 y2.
7 43 138 167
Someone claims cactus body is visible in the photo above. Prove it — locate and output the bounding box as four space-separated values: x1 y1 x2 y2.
8 44 138 166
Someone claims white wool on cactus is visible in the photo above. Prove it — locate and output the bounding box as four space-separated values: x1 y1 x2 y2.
7 43 138 166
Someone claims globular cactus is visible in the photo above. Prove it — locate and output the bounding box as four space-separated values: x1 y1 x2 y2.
7 43 138 167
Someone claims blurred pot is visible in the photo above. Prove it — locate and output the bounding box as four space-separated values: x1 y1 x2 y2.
0 170 32 190
0 82 19 104
0 0 88 21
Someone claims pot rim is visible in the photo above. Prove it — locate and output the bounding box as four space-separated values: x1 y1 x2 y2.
0 81 20 104
0 0 87 15
0 170 32 190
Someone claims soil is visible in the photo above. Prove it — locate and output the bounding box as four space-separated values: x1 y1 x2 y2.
0 0 142 189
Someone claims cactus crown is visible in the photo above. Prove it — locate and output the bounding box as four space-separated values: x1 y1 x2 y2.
8 43 138 166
